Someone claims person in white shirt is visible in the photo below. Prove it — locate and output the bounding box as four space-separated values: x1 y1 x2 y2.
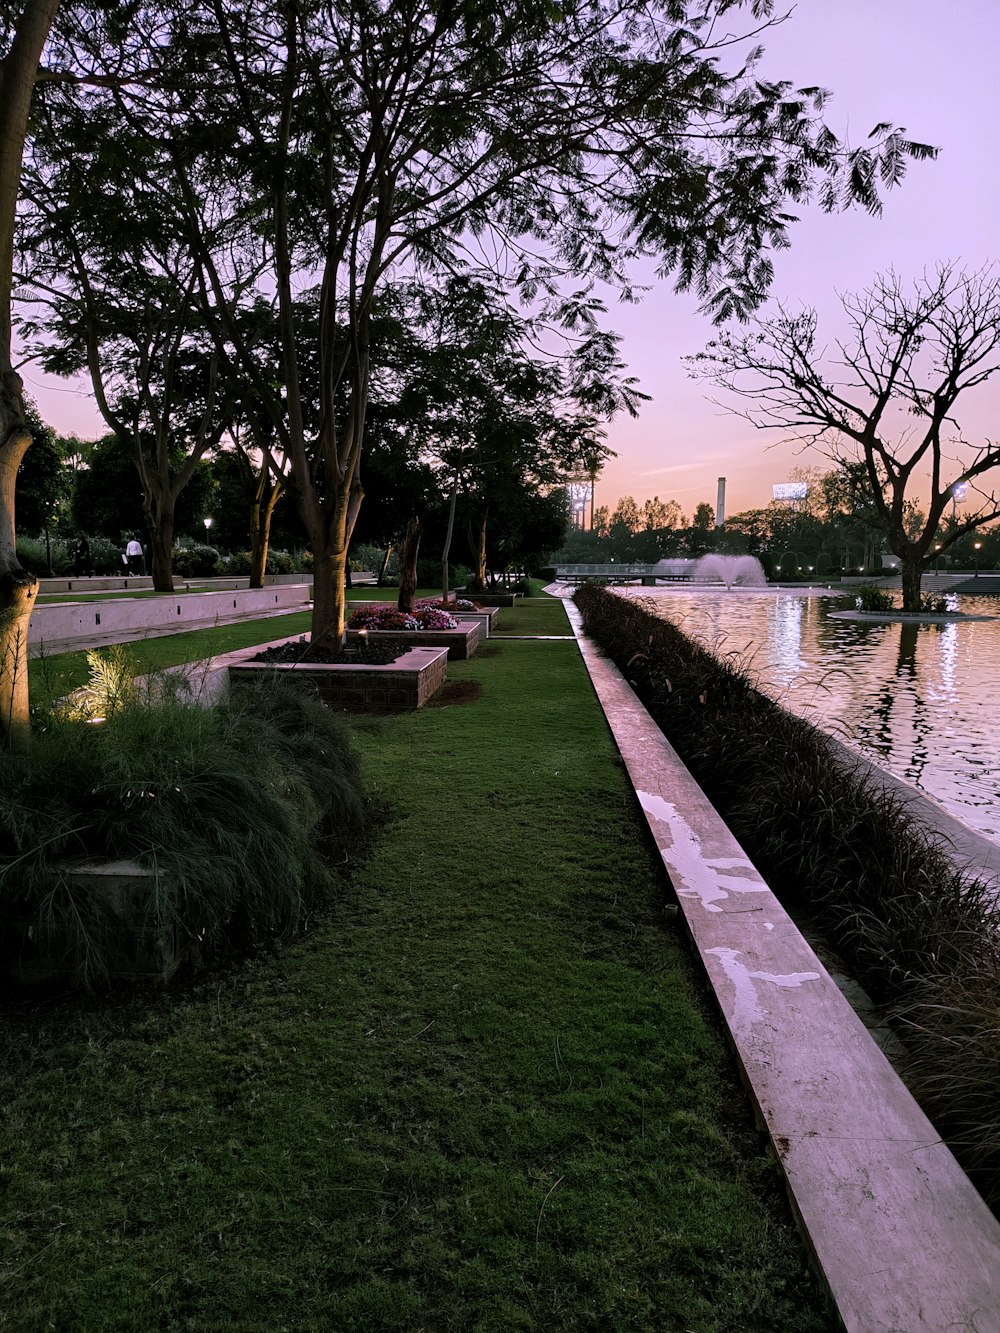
125 537 145 575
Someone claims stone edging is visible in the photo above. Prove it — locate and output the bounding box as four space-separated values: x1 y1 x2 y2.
829 609 997 624
562 596 1000 1332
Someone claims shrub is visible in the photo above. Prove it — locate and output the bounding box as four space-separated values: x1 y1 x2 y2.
573 584 1000 1203
815 551 832 576
89 536 125 575
919 593 949 614
350 542 394 579
0 673 366 986
778 549 800 578
856 583 895 612
173 543 221 578
15 536 72 576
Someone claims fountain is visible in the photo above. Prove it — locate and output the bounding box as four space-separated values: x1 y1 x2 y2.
692 554 768 589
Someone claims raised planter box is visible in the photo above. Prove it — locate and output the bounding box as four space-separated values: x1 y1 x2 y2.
228 642 450 711
451 607 499 636
345 620 482 660
3 860 181 986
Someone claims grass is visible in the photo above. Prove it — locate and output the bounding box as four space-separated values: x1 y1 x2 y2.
2 675 366 984
0 637 833 1331
575 584 1000 1207
491 598 572 636
36 587 217 603
28 611 314 702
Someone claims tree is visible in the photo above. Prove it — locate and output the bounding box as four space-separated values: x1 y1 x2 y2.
641 496 685 531
694 266 1000 609
33 0 934 646
72 433 217 549
18 185 235 589
15 404 69 537
0 0 63 745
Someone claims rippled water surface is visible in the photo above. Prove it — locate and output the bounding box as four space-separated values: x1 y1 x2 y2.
633 588 1000 845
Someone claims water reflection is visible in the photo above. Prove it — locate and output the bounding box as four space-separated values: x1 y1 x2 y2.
637 589 1000 845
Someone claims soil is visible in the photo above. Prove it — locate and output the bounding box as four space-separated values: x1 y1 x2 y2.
252 637 407 666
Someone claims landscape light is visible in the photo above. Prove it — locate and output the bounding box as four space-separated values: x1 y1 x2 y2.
204 517 213 533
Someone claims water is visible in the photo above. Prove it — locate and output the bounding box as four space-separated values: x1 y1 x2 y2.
630 587 1000 846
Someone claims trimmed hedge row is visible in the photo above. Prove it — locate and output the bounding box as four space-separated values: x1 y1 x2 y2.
575 584 1000 1204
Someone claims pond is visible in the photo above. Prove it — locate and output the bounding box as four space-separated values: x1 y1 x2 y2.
629 587 1000 847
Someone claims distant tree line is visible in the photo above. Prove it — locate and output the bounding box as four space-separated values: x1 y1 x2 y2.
556 464 1000 574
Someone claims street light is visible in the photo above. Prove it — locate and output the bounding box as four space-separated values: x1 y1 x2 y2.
204 516 213 538
974 541 982 577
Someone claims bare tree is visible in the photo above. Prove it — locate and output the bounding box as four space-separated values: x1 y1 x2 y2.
692 265 1000 609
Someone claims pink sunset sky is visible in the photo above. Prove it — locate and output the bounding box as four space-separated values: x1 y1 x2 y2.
17 1 1000 521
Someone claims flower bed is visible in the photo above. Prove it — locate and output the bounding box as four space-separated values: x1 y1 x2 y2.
229 637 450 710
348 603 459 630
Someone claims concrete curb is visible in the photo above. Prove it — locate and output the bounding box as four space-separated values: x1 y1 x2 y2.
563 596 1000 1332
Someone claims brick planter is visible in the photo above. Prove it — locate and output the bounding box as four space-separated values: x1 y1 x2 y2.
345 620 482 660
3 860 181 986
228 643 450 710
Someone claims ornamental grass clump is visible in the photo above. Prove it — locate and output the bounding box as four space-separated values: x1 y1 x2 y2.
0 673 366 986
574 583 1000 1203
348 602 458 630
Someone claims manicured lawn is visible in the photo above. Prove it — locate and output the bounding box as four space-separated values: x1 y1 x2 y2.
345 585 446 601
36 587 216 603
28 610 314 702
2 637 832 1331
490 597 572 636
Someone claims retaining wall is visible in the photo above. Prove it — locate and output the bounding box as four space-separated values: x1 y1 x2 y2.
29 584 312 649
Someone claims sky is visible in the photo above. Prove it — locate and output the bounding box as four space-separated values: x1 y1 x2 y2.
18 0 1000 522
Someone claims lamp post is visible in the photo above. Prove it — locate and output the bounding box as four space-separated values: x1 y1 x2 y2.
974 541 982 577
204 516 213 539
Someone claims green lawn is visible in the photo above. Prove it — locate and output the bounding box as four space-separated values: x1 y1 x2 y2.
2 636 832 1331
490 597 572 636
36 587 217 603
29 610 315 703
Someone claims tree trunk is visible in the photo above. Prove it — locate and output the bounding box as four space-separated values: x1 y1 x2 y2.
311 540 348 648
146 506 174 591
248 499 267 588
441 474 458 603
471 513 488 591
0 0 65 746
901 551 924 612
397 516 422 613
248 484 281 589
378 544 393 585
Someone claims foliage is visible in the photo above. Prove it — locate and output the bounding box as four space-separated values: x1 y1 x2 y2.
224 548 299 576
575 585 1000 1202
72 435 216 545
15 535 68 575
855 584 895 612
347 603 458 631
15 405 71 534
0 673 365 986
415 557 471 590
172 543 220 578
918 593 949 614
0 635 830 1329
